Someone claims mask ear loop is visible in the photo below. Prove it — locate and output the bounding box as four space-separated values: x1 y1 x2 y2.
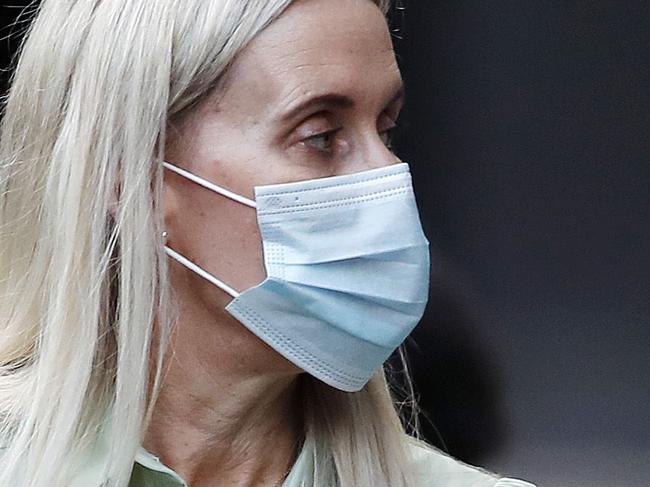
164 245 241 299
162 160 255 299
162 161 257 208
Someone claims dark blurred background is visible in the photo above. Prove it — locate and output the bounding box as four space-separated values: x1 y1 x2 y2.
2 2 648 487
387 2 650 487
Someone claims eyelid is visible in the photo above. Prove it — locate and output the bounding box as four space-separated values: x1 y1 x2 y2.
304 127 342 139
385 103 403 123
285 105 400 153
378 112 398 131
291 112 335 139
300 127 342 153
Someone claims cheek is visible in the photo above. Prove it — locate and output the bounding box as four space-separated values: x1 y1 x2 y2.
169 184 267 295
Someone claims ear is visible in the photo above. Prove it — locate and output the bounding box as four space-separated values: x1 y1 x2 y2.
162 163 181 242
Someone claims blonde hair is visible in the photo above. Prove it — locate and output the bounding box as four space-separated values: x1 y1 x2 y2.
0 0 425 485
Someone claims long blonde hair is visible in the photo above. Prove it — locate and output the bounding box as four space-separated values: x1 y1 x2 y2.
0 1 425 485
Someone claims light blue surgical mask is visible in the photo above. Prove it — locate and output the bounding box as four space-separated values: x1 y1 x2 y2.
162 161 430 392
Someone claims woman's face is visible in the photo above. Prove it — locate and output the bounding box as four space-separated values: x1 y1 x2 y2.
164 0 404 314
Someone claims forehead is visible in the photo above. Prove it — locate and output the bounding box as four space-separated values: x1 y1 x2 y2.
214 0 400 119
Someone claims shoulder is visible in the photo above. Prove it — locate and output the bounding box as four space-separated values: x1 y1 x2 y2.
406 437 537 487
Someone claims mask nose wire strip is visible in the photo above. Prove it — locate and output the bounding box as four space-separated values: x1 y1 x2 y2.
162 161 257 209
164 245 241 299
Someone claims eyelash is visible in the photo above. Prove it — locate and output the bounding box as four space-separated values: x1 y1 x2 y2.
380 126 397 149
303 128 342 153
303 125 397 154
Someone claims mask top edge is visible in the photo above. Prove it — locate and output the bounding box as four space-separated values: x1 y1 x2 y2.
254 162 410 197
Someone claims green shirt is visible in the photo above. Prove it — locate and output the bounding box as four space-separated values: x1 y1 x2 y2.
69 433 536 487
2 434 536 486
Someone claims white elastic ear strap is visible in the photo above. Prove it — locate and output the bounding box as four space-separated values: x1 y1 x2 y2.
162 160 256 299
162 161 257 209
164 245 240 299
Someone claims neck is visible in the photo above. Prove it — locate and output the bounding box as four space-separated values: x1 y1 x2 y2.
144 290 305 487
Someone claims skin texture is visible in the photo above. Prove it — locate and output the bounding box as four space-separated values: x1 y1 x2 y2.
149 0 405 485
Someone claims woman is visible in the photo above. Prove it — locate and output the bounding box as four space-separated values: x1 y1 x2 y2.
0 0 537 486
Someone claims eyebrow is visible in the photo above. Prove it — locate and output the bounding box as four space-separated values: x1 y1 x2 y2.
279 83 405 123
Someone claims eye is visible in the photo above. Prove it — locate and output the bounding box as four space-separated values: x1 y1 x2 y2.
379 127 396 149
301 128 342 154
379 122 398 150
